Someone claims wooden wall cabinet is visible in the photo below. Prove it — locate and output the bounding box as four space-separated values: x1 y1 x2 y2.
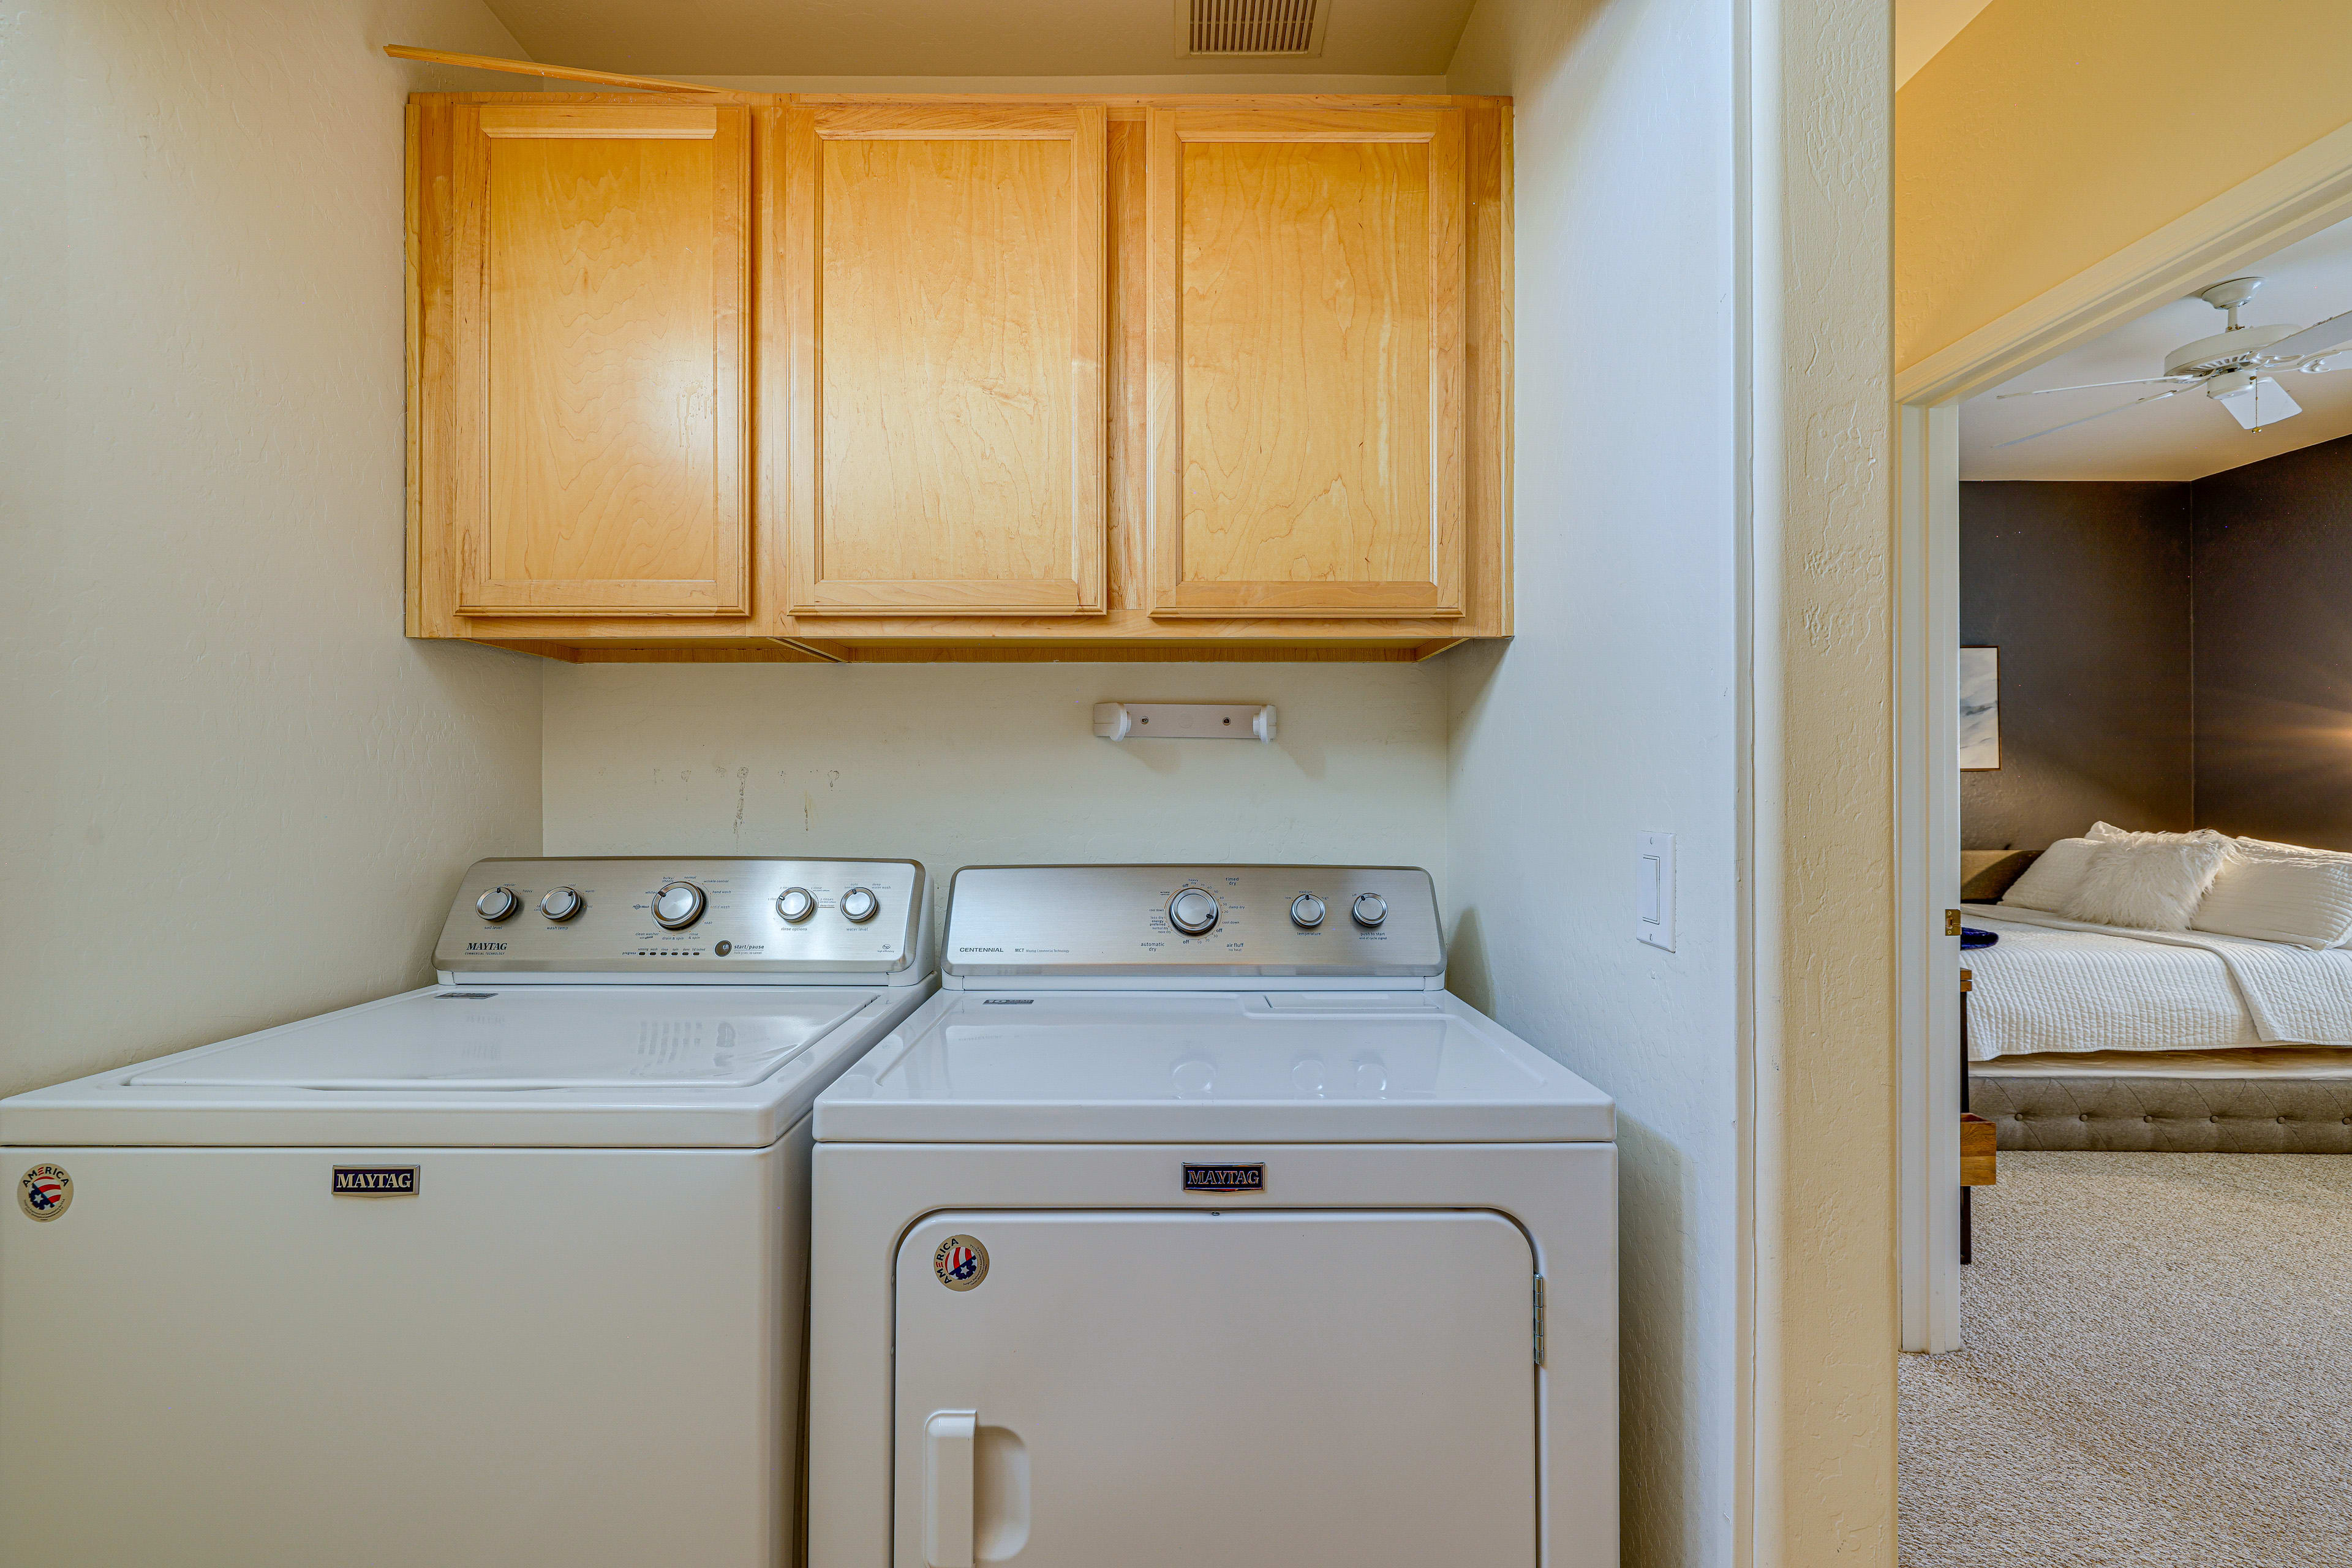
415 103 750 620
409 92 1510 663
1148 107 1465 620
775 105 1107 617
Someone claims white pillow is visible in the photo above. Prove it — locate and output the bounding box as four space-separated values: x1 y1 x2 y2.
2234 833 2352 865
2063 832 2235 930
2192 853 2352 948
1999 837 2101 913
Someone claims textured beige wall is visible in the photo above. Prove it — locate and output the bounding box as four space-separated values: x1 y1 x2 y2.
540 663 1449 918
1898 0 2352 369
0 1 546 1096
1450 0 1896 1561
1766 0 1898 1559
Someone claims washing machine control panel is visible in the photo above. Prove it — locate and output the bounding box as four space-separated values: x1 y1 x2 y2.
943 865 1442 979
435 858 926 974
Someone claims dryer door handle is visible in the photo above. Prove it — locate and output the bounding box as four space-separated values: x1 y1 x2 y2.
923 1409 978 1568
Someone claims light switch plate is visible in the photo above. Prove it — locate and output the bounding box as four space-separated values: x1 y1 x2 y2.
1637 831 1676 951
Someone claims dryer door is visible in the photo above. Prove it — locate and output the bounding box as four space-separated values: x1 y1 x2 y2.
893 1209 1537 1568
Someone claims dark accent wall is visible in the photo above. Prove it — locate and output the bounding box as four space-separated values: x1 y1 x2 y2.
2193 435 2352 851
1959 481 2194 850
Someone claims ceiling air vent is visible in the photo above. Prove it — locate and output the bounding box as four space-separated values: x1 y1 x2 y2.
1180 0 1329 58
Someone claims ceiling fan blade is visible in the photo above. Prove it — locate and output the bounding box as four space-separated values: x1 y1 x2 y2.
1992 385 2193 448
2254 307 2352 361
1996 375 2201 399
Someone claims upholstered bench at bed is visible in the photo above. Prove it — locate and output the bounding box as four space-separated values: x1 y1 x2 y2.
1972 1047 2352 1153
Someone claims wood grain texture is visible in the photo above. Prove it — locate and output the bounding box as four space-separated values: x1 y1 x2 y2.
782 105 1106 615
412 92 1512 657
384 47 724 96
454 104 750 616
1960 1114 1998 1186
1147 106 1468 618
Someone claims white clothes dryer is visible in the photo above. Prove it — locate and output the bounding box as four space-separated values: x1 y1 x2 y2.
1 857 935 1568
807 864 1616 1568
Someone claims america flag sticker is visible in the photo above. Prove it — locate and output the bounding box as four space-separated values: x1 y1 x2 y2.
933 1234 989 1292
18 1164 72 1223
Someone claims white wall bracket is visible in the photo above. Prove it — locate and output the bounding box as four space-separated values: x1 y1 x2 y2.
1093 703 1276 742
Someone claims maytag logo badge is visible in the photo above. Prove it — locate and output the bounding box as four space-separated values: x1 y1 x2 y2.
332 1166 419 1197
466 941 507 952
1182 1163 1265 1193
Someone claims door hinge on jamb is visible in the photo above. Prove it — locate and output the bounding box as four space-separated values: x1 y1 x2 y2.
1532 1275 1546 1366
1946 908 1962 937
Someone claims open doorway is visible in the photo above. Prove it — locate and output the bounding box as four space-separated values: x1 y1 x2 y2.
1896 202 2352 1566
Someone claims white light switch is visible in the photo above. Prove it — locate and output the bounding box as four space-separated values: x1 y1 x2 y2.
1637 831 1675 952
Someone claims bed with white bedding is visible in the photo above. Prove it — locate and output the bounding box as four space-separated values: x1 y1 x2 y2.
1960 899 2352 1152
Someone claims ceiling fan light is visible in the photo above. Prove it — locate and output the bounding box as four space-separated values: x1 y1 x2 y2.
2210 374 2302 431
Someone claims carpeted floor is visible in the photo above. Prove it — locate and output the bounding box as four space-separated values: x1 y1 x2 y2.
1899 1152 2352 1567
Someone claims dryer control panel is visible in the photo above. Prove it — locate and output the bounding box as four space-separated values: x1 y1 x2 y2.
943 865 1442 979
435 858 926 976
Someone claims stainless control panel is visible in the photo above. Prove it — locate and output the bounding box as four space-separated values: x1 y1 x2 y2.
943 865 1442 978
434 858 926 976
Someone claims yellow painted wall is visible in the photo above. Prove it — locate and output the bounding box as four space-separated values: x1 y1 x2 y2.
1897 0 2352 371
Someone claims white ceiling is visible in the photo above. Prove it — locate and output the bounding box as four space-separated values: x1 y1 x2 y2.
480 0 1479 79
1960 215 2352 481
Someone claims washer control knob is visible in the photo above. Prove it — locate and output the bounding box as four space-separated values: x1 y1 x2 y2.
539 887 584 922
1351 892 1390 928
840 886 880 924
1290 893 1327 929
475 886 520 922
653 881 707 930
776 887 816 922
1168 888 1221 935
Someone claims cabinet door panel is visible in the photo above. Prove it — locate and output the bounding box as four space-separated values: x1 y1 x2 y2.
779 107 1106 615
454 105 749 617
1148 107 1465 618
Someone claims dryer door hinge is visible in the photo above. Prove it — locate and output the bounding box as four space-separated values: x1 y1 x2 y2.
1532 1275 1547 1366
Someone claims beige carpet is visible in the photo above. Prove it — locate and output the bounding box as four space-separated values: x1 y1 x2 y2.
1899 1153 2352 1567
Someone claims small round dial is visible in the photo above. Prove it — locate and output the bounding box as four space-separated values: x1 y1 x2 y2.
653 880 707 930
1291 893 1327 929
539 887 584 922
475 886 520 922
1351 892 1389 928
840 886 880 924
1168 888 1221 935
776 887 816 922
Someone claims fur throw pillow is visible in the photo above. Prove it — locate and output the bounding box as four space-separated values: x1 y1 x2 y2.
2064 831 2235 930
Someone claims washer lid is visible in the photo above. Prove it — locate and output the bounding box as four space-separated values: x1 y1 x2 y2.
127 989 876 1090
815 992 1615 1143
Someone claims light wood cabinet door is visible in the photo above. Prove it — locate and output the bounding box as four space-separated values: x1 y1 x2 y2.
450 104 749 617
774 105 1107 616
1147 107 1466 619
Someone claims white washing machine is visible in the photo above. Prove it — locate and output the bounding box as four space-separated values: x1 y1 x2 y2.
807 864 1616 1568
1 856 935 1568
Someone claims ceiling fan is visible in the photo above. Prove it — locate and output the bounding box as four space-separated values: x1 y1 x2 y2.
1996 276 2352 447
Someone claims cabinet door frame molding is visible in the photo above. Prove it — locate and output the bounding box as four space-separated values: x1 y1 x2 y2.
772 104 1109 617
1146 106 1469 620
445 103 752 617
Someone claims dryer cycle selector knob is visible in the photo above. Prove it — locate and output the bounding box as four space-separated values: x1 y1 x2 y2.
776 887 816 922
653 881 707 930
1168 888 1221 935
539 887 584 922
1290 894 1327 929
839 887 880 924
475 886 520 922
1351 892 1389 928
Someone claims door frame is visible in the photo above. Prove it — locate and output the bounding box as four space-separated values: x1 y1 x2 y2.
1892 119 2352 1351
